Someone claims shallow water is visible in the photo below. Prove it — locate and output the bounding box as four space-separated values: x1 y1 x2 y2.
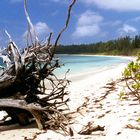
54 54 131 76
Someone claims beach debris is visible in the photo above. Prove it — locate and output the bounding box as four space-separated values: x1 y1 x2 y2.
98 114 105 119
125 124 140 130
76 96 90 115
24 132 45 140
78 122 105 135
95 81 117 102
0 0 76 136
117 131 122 135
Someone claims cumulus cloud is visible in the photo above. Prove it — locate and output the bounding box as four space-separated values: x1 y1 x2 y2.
80 0 140 11
77 11 103 26
23 22 52 39
73 25 100 38
118 24 138 36
34 22 52 36
72 10 103 38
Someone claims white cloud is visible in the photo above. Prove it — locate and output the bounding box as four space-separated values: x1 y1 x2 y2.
73 25 100 38
77 11 103 26
73 11 103 38
118 24 138 36
80 0 140 11
23 22 52 39
34 22 52 36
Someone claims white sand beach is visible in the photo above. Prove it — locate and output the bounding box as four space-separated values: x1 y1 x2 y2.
0 56 140 140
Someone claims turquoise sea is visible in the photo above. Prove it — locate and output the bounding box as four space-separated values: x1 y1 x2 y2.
54 54 131 76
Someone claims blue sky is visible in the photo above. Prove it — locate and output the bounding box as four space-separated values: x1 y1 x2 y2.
0 0 140 47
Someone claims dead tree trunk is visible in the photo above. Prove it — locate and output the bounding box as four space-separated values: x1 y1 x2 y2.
0 0 76 136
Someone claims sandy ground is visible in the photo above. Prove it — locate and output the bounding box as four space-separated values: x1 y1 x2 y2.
1 57 140 140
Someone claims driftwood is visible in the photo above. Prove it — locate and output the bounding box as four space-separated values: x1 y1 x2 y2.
78 122 105 135
125 124 140 130
0 0 76 136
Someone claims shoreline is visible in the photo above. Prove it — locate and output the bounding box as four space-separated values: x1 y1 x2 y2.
56 54 134 59
66 63 129 82
0 56 139 140
56 55 133 82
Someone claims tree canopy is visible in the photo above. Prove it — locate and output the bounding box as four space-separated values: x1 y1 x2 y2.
56 35 140 56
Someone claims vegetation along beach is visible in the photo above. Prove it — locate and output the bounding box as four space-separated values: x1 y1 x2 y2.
0 0 140 140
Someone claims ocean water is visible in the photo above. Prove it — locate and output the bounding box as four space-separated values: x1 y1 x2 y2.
0 55 130 76
54 54 130 76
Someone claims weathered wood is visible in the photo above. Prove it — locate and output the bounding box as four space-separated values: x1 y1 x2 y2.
0 99 51 129
0 0 76 136
78 122 105 135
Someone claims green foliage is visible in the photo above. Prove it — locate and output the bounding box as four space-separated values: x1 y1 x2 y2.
137 117 140 122
123 52 140 102
56 35 140 56
124 68 131 77
119 91 126 101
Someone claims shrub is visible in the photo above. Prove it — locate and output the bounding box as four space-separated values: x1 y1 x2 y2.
123 52 140 102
